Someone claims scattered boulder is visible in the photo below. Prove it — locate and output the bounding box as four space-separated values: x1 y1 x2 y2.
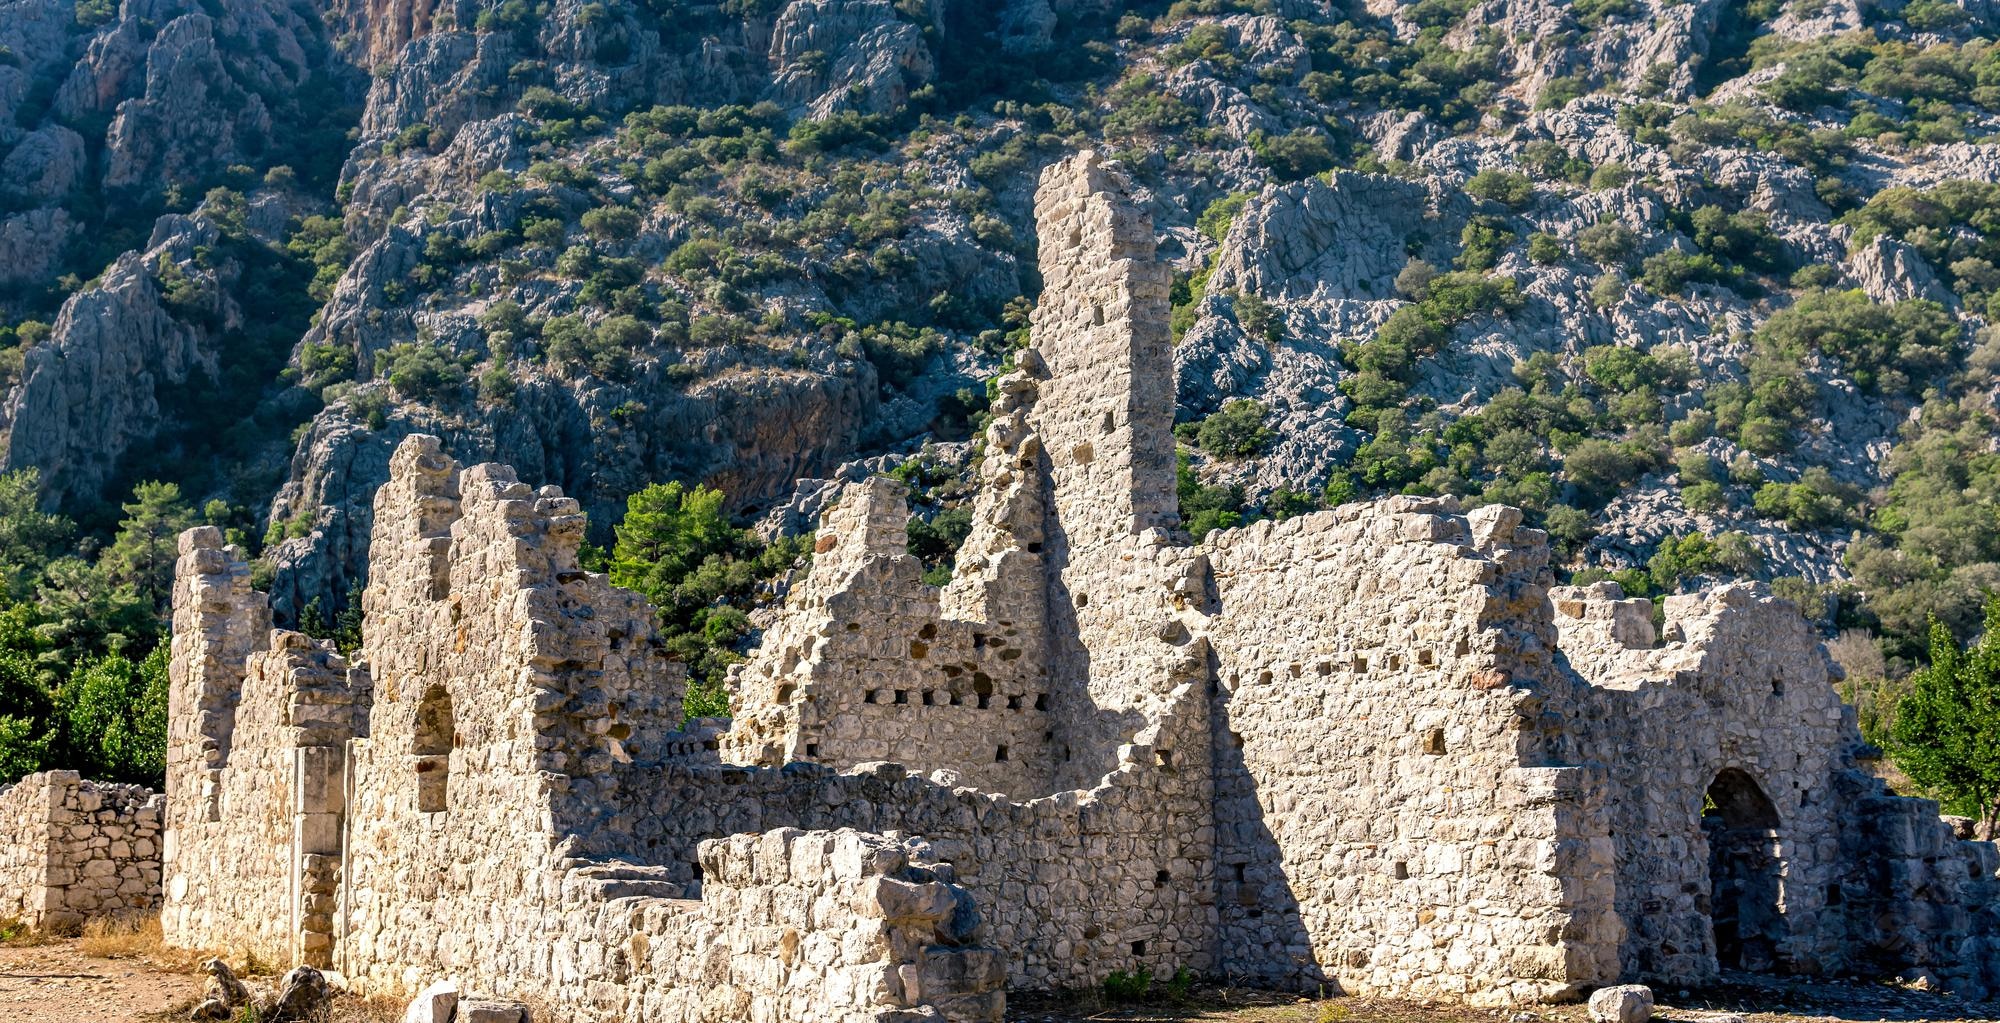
458 999 532 1023
1587 984 1655 1023
264 965 332 1023
199 958 250 1013
404 979 460 1023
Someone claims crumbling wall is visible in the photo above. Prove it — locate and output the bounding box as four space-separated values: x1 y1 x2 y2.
1201 501 1621 1004
1552 581 2000 995
1029 151 1212 792
721 476 1056 797
609 683 1214 991
0 771 162 930
164 526 362 967
339 438 682 987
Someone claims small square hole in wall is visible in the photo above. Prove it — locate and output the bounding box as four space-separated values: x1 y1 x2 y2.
1007 695 1022 710
1155 749 1175 772
1418 649 1435 667
776 684 796 703
1034 693 1050 711
1354 655 1369 673
977 694 991 709
1771 678 1785 698
1424 728 1446 755
1232 863 1247 883
1130 940 1147 957
1155 869 1170 887
1393 861 1409 880
995 744 1009 762
922 690 936 706
894 690 909 705
864 690 879 704
805 744 819 759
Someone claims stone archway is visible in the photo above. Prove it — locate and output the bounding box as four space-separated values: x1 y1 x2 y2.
1703 767 1785 972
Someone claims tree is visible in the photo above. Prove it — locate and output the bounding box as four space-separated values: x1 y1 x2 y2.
101 482 196 615
1893 599 2000 834
57 648 169 786
611 483 737 603
1195 400 1275 459
0 469 72 600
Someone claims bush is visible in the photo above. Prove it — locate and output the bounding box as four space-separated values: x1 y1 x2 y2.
1251 129 1338 181
1648 531 1760 593
376 343 467 401
1464 170 1535 208
1527 233 1564 264
1195 400 1274 458
1756 289 1957 393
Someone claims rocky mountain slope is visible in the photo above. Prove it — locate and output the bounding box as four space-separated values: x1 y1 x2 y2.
4 0 1999 672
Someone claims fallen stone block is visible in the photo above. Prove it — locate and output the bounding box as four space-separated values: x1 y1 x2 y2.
1587 984 1654 1023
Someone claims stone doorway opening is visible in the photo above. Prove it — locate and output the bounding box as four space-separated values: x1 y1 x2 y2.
1703 768 1785 972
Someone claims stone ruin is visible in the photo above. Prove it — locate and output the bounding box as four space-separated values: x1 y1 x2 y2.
0 770 162 932
2 151 1996 1020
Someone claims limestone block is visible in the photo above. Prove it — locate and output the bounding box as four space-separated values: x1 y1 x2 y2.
1586 985 1653 1023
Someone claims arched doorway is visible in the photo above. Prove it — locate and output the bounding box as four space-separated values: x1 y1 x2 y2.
1703 768 1784 972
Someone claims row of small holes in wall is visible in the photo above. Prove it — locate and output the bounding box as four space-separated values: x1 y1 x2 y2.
864 689 1051 711
1243 642 1462 687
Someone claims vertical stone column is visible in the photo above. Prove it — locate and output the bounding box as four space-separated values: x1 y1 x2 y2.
1029 150 1177 549
168 527 266 825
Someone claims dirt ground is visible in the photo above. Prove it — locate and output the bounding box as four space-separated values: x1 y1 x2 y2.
1008 976 2000 1023
0 939 198 1023
4 939 1996 1023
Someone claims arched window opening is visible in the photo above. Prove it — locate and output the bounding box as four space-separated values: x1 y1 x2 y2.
1703 768 1785 972
414 685 455 813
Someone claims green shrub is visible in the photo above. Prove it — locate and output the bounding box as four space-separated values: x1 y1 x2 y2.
1195 400 1274 458
1464 170 1535 208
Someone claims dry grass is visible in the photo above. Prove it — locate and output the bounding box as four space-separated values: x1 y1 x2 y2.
324 993 405 1023
77 914 207 971
0 917 57 947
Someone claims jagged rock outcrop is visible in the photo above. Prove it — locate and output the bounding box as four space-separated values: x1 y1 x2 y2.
0 214 230 508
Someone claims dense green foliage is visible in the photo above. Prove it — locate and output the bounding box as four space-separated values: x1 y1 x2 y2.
0 471 196 786
1892 600 2000 831
607 482 809 717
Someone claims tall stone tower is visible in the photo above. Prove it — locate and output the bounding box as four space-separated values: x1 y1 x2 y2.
1029 150 1179 547
1029 152 1212 790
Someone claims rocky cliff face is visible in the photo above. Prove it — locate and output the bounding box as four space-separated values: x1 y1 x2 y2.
3 0 1998 629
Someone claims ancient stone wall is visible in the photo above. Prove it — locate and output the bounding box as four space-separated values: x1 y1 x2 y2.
721 475 1056 797
0 771 162 931
164 525 364 967
1201 500 1621 1004
1549 581 2000 997
323 436 1006 1022
609 681 1215 990
1029 151 1212 793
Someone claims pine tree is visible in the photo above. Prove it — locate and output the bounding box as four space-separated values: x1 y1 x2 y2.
1893 597 2000 833
101 481 196 615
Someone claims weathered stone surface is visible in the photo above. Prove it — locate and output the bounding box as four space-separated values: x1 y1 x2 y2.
1586 984 1654 1023
0 146 1955 1023
0 771 162 932
402 979 458 1023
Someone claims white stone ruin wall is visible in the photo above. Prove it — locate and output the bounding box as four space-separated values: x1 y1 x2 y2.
609 694 1217 991
0 771 162 930
164 526 359 967
339 437 681 991
721 476 1056 797
1549 582 2000 993
1202 500 1621 1004
1028 151 1213 793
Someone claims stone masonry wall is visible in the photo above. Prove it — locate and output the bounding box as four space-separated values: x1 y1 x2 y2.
1201 500 1621 1004
324 436 1006 1023
1029 151 1212 793
721 475 1056 797
1549 581 2000 996
608 682 1216 990
0 771 162 931
164 526 364 968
